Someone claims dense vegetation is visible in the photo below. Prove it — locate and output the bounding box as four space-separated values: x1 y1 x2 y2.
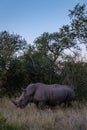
0 4 87 101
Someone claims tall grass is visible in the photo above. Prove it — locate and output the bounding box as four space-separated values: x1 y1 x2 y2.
0 98 87 130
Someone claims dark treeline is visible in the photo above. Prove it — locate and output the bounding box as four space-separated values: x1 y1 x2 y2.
0 4 87 100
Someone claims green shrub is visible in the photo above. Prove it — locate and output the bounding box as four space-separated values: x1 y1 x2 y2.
0 115 22 130
60 61 87 100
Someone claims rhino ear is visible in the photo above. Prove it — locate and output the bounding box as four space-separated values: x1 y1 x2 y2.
21 88 26 92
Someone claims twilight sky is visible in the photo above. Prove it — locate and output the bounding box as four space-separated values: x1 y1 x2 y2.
0 0 86 43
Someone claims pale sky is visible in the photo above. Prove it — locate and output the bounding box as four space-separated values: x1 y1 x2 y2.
0 0 86 43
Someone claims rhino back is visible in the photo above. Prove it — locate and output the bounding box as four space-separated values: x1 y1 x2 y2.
45 86 75 103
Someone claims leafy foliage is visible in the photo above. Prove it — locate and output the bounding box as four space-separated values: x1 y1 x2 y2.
69 4 87 44
60 60 87 100
34 29 76 62
5 59 26 95
0 115 21 130
0 31 27 89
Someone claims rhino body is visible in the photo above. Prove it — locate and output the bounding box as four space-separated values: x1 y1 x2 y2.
12 83 75 109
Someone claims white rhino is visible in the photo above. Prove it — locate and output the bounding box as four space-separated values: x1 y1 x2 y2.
12 83 75 109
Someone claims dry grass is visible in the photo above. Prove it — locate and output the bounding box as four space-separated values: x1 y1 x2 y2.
0 98 87 130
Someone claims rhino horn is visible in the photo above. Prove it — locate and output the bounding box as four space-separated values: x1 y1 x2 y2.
11 100 17 106
21 88 26 92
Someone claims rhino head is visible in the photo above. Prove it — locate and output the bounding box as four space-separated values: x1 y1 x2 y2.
12 88 33 108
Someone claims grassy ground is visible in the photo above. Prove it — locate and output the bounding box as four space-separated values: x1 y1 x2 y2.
0 98 87 130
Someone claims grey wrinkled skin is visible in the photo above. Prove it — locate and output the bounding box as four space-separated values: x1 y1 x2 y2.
12 83 75 109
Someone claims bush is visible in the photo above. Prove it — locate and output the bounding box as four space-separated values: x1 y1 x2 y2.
60 60 87 100
0 115 22 130
3 58 26 96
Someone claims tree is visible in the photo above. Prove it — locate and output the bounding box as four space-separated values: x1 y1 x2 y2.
34 30 76 63
0 31 27 86
69 4 87 44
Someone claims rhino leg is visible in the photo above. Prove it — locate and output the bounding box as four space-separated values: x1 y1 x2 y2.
61 100 72 108
37 101 46 109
